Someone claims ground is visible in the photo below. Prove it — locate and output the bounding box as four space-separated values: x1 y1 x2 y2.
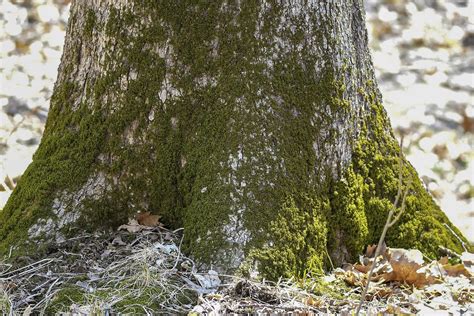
1 222 473 314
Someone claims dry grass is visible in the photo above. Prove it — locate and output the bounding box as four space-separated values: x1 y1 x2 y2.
1 225 472 315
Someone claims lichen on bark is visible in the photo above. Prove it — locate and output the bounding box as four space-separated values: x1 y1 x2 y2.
0 0 469 280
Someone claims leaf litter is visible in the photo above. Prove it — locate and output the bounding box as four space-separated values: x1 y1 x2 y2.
0 226 473 314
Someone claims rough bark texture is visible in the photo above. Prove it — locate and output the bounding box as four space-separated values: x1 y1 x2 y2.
0 0 468 279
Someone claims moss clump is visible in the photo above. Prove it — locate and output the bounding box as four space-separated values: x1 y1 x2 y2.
329 168 369 260
250 195 329 280
84 9 96 38
305 277 350 300
46 287 87 314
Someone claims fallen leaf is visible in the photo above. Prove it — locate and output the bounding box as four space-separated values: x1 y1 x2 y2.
372 286 393 299
381 248 437 288
383 304 411 315
135 211 161 227
366 244 377 257
354 262 371 274
442 263 471 278
305 296 323 307
439 256 449 265
340 269 364 287
461 110 474 133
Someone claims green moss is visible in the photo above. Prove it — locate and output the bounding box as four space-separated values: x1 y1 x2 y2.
84 9 96 38
250 195 329 280
45 280 197 314
328 168 369 260
0 82 108 255
305 277 351 300
46 287 87 314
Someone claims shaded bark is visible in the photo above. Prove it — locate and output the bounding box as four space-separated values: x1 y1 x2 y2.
0 0 467 279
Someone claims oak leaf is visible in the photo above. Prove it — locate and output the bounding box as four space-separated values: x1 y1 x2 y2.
380 248 437 288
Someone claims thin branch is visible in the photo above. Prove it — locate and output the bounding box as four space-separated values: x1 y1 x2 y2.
388 179 412 228
325 249 335 271
443 223 467 252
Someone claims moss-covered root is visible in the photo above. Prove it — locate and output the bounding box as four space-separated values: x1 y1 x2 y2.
326 96 469 266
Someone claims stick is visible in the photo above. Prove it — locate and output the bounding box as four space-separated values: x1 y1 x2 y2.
443 223 467 252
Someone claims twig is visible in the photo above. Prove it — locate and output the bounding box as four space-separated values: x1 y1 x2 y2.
172 233 185 271
438 245 461 258
0 258 55 279
37 278 62 313
325 249 335 271
443 223 467 252
388 178 412 228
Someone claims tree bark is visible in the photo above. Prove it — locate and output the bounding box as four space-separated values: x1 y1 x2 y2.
0 0 467 279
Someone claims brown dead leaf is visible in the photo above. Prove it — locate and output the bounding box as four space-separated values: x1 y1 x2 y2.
442 263 471 278
381 248 436 288
339 269 365 287
461 110 474 133
354 262 371 274
372 286 393 299
366 244 377 257
383 304 411 315
135 211 161 227
305 296 323 307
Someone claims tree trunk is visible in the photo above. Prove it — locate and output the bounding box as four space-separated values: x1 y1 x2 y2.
0 0 467 279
